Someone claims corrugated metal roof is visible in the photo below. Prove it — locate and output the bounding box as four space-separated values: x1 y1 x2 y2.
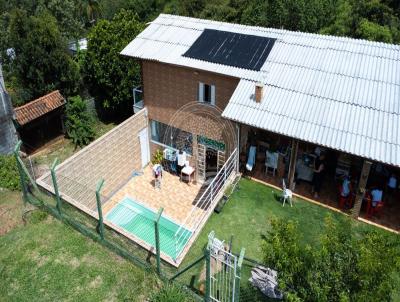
122 14 400 166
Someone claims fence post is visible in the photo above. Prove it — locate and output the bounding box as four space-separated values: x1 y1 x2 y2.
235 248 245 302
13 141 28 201
50 158 62 215
95 179 105 240
154 207 164 275
204 247 211 302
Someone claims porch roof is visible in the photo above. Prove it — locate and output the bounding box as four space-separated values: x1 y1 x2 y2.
222 79 400 167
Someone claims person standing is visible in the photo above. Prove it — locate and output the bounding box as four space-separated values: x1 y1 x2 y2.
312 153 326 199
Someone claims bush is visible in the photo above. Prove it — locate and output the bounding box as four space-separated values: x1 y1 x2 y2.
65 96 95 148
262 216 400 301
0 155 20 190
149 283 194 302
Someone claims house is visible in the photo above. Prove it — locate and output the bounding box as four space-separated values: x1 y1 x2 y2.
121 14 400 229
14 90 66 153
0 63 17 155
35 14 400 267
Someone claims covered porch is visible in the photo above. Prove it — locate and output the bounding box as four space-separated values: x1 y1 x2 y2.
238 124 400 232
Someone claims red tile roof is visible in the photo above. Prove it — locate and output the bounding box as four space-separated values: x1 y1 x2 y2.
14 90 65 126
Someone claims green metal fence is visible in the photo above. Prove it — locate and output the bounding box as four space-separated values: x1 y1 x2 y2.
13 141 207 301
14 140 269 302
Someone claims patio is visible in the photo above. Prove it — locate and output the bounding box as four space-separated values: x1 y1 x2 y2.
103 165 205 226
239 126 400 232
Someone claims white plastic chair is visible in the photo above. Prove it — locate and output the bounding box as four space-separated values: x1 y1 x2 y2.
282 179 293 207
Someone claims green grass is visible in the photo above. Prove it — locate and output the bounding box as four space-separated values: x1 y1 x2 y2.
0 206 160 301
32 119 116 166
179 178 400 299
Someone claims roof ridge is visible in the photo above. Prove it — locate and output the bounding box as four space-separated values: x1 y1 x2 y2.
149 19 399 62
14 90 64 111
156 13 400 50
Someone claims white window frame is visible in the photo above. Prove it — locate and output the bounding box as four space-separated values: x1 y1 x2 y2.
198 82 216 106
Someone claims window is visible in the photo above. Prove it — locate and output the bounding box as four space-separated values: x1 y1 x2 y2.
198 82 215 105
150 120 193 155
133 86 143 113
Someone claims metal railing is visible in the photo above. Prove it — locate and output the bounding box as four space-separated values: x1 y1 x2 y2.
174 148 238 260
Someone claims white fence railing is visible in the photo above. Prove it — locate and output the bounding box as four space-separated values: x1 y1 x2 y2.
174 148 238 260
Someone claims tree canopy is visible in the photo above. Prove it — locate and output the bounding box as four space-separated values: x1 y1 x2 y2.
7 9 80 105
1 0 400 108
262 217 400 301
83 9 144 118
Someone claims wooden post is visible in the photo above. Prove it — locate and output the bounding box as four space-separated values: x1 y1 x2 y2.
95 179 105 240
235 248 245 302
352 160 372 218
154 207 163 275
288 139 299 190
50 158 62 215
236 123 240 173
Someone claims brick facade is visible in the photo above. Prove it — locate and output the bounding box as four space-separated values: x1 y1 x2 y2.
142 60 239 172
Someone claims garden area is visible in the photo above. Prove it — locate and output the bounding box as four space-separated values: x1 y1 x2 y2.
1 177 399 301
179 178 400 301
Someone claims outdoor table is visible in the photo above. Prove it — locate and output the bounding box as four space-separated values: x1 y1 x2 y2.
181 166 195 183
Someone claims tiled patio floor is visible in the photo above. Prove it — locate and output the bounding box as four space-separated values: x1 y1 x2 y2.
103 165 205 227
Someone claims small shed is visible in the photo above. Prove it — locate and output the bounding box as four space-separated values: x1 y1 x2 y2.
14 90 66 153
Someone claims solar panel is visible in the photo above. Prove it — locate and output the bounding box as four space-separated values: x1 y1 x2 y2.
183 29 276 71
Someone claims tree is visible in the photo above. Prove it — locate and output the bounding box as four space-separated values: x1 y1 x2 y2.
65 96 95 148
45 0 84 39
83 9 144 118
8 9 80 104
262 216 400 301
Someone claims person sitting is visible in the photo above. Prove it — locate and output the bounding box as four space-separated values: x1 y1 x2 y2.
387 174 397 193
339 176 352 208
341 177 351 198
370 187 383 207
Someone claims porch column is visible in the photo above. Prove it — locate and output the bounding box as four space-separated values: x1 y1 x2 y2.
236 123 240 173
288 139 299 190
351 160 372 218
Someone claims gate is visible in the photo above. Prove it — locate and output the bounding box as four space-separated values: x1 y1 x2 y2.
206 232 245 302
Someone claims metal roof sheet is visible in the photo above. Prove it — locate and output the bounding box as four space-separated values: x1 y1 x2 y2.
122 14 400 166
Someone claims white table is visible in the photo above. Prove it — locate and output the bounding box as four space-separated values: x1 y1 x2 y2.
181 166 195 183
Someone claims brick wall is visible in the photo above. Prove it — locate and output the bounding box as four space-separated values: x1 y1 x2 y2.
39 109 148 211
142 60 239 146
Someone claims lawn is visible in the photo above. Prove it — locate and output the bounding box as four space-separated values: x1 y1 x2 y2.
180 178 400 299
1 177 399 301
0 191 160 301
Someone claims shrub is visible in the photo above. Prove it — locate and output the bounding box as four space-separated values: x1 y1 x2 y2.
151 149 163 165
0 155 20 190
262 216 400 301
149 283 194 302
65 96 95 148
